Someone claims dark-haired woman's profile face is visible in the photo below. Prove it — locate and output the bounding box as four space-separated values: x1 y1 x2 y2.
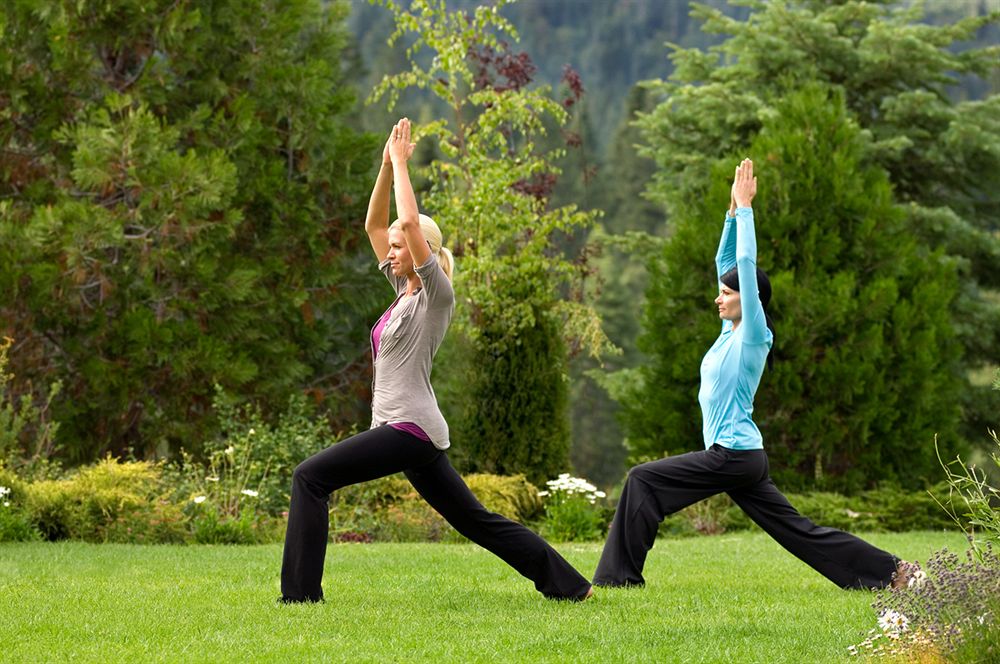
715 285 742 324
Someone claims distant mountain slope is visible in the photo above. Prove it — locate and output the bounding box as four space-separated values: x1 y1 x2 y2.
346 0 997 154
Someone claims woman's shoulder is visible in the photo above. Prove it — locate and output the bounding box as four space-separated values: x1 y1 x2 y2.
414 257 454 308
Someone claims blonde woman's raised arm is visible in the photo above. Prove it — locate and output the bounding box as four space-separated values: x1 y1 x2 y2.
364 131 396 261
388 118 431 269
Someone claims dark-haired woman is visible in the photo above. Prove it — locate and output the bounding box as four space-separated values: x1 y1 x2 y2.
279 118 592 603
593 159 914 590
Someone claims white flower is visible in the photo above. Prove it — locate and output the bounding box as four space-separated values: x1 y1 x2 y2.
878 609 909 634
2 501 9 508
240 489 259 498
908 570 927 589
206 476 220 482
193 495 207 504
224 446 235 456
0 486 10 498
248 428 255 435
537 490 549 497
542 474 605 503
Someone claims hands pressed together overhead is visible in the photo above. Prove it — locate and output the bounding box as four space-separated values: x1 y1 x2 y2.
384 117 416 165
730 158 757 211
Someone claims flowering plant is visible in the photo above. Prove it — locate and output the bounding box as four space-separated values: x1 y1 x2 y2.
539 473 607 505
852 374 1000 659
849 545 1000 659
0 483 40 542
538 473 607 542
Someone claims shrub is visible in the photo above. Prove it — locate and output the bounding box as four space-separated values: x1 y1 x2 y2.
0 468 40 542
24 479 74 541
170 390 336 518
24 458 185 543
850 547 1000 660
0 500 39 542
376 499 450 543
658 496 734 538
464 473 543 523
656 485 957 539
538 474 607 542
187 500 266 545
0 466 28 503
328 472 545 543
327 475 446 543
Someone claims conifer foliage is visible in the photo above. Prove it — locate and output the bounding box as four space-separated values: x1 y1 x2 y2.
0 1 377 461
620 1 999 490
623 86 962 491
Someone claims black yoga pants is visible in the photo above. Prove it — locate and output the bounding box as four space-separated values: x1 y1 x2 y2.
593 444 897 589
280 425 591 601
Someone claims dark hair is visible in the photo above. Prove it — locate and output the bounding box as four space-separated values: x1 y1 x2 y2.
720 266 775 369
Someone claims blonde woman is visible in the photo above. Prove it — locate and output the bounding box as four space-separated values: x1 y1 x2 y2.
280 118 592 603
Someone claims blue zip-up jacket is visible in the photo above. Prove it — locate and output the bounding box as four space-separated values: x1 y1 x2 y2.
697 207 773 450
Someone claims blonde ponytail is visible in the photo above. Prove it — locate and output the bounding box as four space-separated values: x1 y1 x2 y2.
416 214 454 282
436 245 454 282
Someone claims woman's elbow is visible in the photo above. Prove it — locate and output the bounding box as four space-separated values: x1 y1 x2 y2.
396 214 419 231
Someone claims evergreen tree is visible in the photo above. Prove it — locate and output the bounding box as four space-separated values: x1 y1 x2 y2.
621 86 962 492
0 0 378 461
635 0 1000 446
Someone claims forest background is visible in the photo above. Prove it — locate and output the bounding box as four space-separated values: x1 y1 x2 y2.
2 0 998 495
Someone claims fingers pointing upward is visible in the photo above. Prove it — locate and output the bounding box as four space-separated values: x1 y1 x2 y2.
732 157 756 208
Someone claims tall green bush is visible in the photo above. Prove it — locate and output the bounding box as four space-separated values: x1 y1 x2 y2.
0 0 379 462
627 0 1000 481
620 86 961 491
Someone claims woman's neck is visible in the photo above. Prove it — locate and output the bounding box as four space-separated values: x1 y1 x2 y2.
405 272 421 296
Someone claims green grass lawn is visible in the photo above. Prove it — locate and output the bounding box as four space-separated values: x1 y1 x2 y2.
0 531 965 663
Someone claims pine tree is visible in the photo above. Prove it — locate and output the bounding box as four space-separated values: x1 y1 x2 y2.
622 86 962 491
0 0 378 461
635 0 1000 446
